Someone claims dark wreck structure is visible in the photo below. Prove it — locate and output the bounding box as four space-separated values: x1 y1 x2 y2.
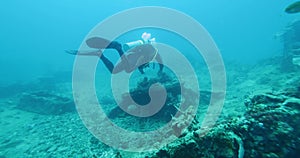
280 19 300 71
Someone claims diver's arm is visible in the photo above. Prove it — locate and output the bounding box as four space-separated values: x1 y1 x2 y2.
138 66 145 74
155 53 164 72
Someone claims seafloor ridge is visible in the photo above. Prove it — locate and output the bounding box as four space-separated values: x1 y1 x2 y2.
0 56 299 158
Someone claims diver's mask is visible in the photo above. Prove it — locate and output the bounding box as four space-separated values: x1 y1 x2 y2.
123 32 156 51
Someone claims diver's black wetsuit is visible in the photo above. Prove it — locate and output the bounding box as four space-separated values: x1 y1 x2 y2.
99 41 124 73
100 41 163 74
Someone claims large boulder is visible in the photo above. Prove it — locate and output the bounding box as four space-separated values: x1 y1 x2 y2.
108 73 198 121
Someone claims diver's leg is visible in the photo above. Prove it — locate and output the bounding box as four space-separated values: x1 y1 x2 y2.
107 41 131 72
86 37 124 57
107 41 124 57
100 55 114 73
85 37 129 73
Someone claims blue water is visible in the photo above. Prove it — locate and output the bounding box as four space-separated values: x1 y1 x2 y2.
1 1 300 157
0 0 297 84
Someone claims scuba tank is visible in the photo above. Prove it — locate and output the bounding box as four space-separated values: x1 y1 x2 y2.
122 32 155 51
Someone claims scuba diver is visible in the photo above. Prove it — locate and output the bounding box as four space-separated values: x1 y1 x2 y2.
66 32 164 74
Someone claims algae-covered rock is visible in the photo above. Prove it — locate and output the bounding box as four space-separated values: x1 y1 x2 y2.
138 92 300 158
242 93 300 157
17 91 75 115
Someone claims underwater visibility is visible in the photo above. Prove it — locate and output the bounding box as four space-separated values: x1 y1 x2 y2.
1 1 300 158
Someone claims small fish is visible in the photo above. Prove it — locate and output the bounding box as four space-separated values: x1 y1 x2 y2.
285 1 300 14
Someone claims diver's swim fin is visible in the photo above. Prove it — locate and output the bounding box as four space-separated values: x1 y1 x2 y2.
86 37 124 57
86 37 112 49
65 49 102 57
65 50 78 55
